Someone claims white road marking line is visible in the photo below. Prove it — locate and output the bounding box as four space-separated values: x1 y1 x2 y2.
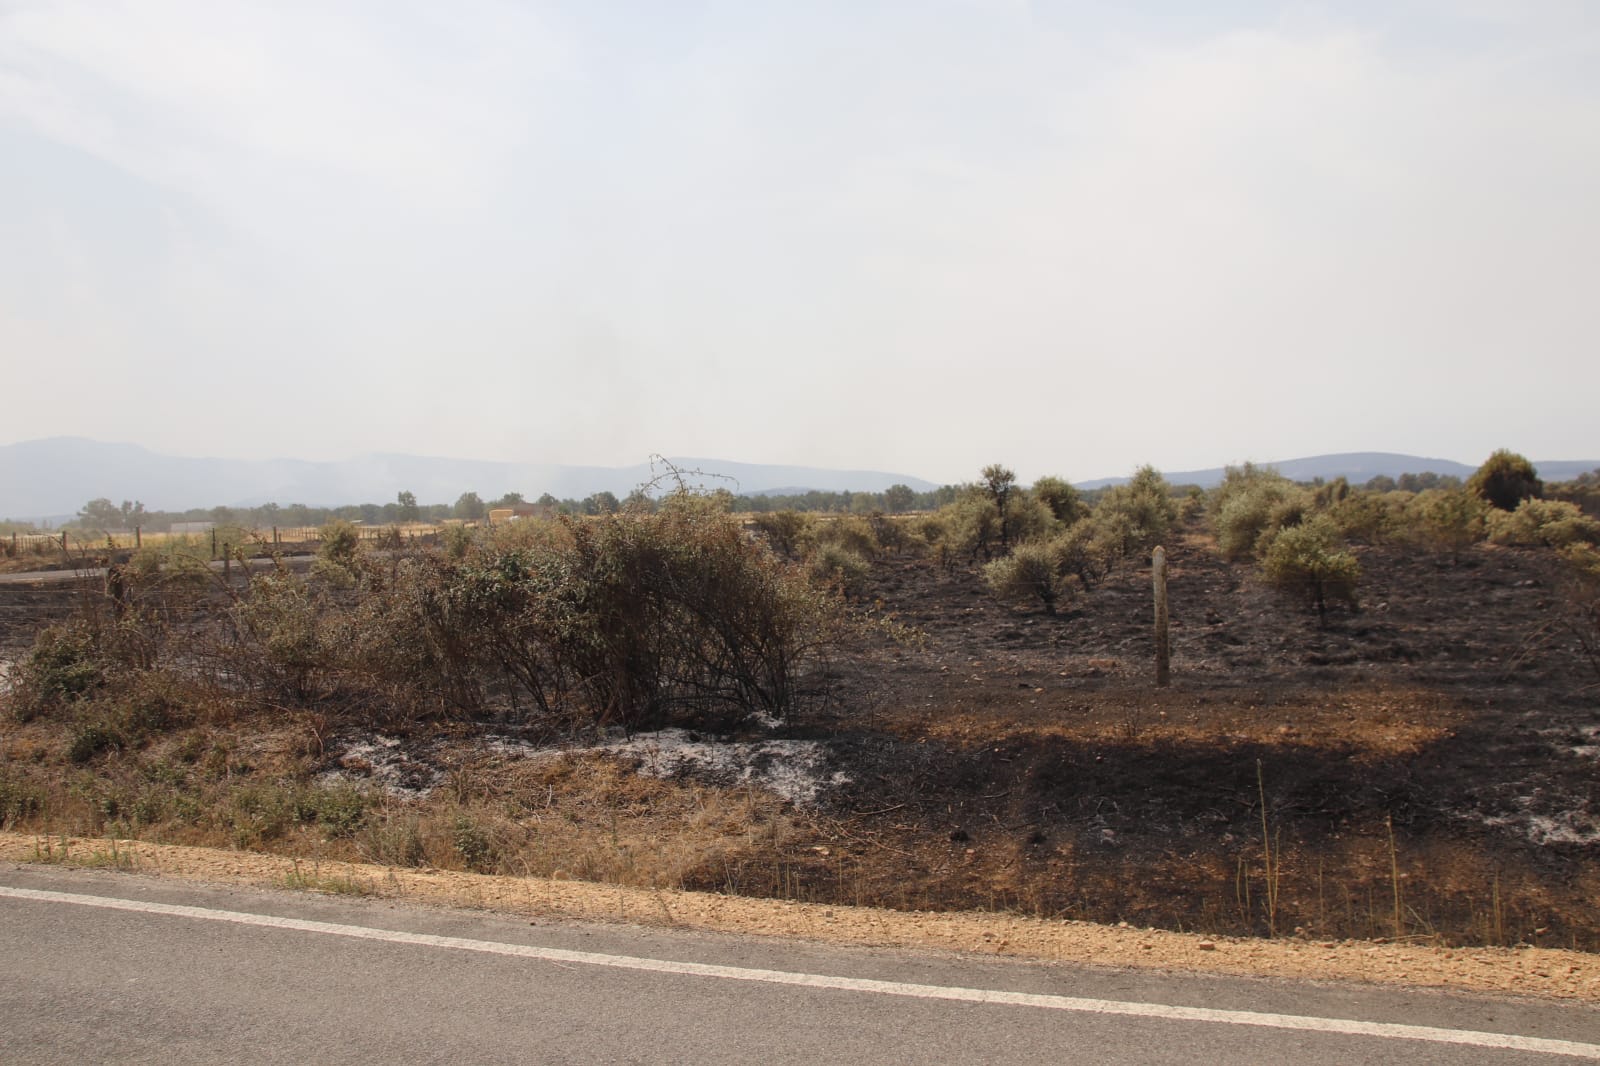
3 885 1596 1059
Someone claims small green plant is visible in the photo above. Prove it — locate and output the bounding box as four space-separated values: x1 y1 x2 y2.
9 621 104 721
452 815 500 873
1260 516 1360 622
67 722 123 763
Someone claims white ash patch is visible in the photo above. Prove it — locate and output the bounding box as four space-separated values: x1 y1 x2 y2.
1473 795 1600 847
317 735 443 799
485 728 850 807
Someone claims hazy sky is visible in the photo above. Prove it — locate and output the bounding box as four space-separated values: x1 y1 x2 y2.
3 1 1597 484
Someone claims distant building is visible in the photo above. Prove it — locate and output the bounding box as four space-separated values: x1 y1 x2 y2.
488 504 555 525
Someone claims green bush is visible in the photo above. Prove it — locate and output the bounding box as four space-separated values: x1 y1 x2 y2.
750 511 810 558
1407 489 1488 559
1468 450 1543 512
1052 518 1116 590
1095 466 1178 557
984 542 1071 615
1261 516 1360 622
807 544 870 595
937 491 1001 562
813 515 880 558
1487 498 1600 548
7 622 104 722
1210 464 1307 561
1032 476 1085 526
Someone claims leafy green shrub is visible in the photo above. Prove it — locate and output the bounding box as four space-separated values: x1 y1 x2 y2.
228 574 337 703
8 621 105 721
1052 518 1117 590
1327 490 1401 543
318 519 361 565
1468 450 1543 512
68 721 123 763
1210 464 1307 561
1032 476 1086 526
750 511 810 558
1487 498 1600 548
452 814 501 873
807 543 870 595
984 542 1071 615
441 523 475 560
1407 488 1488 560
1260 516 1360 622
939 491 1001 561
1005 492 1058 548
805 515 879 560
1095 466 1178 557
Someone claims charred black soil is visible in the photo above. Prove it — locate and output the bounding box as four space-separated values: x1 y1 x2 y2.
1 533 1596 950
768 535 1599 948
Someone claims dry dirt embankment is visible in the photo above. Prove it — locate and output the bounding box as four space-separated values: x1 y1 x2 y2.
6 832 1597 1003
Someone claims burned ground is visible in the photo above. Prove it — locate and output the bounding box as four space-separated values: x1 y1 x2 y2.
1 531 1596 949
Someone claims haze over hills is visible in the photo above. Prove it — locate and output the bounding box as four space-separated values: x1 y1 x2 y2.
0 438 940 521
2 439 1597 523
1078 452 1600 491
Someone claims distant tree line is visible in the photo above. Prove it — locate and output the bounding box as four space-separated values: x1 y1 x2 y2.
27 463 1597 536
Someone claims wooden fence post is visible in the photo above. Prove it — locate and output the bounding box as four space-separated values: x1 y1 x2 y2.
211 528 218 560
135 526 141 549
60 531 68 552
1153 545 1170 688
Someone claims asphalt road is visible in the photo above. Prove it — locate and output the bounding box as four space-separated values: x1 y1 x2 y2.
1 866 1596 1064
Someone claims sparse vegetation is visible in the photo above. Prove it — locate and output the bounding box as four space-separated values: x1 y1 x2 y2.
4 454 1600 954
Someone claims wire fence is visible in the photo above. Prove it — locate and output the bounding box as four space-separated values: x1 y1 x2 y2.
4 522 453 561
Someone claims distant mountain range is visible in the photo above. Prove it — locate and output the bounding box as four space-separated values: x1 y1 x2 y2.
0 438 940 521
1077 452 1600 491
3 439 1596 523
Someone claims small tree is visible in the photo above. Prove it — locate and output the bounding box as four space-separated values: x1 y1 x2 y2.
1032 476 1085 526
1261 516 1360 623
396 491 420 523
454 492 487 521
883 484 917 514
1096 466 1178 556
981 464 1017 550
75 498 124 531
1468 450 1542 512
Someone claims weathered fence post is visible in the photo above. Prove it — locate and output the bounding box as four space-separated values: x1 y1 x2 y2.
134 526 141 549
223 544 231 583
211 528 218 560
1153 545 1170 688
60 531 68 552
